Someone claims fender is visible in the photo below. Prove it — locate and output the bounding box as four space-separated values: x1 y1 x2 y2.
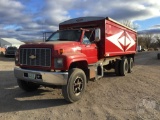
63 52 88 69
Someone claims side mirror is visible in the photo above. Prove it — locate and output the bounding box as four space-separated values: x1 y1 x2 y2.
95 28 101 42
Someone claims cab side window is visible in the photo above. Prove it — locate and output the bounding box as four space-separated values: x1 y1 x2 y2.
83 30 95 44
83 35 91 44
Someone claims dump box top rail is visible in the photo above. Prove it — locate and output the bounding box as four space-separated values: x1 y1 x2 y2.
59 16 136 32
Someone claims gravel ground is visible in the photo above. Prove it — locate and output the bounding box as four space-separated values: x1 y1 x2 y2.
0 51 160 120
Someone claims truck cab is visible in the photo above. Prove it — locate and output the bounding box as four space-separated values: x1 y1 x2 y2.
46 29 99 64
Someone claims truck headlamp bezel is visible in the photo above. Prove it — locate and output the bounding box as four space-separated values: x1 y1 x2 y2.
54 58 63 68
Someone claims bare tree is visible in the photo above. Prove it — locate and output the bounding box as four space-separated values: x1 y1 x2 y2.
143 34 153 49
154 35 160 47
137 35 146 48
120 20 139 30
137 34 153 49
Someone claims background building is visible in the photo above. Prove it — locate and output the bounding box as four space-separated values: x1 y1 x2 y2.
0 38 24 48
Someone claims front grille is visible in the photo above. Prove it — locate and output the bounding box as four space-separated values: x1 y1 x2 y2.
19 48 51 67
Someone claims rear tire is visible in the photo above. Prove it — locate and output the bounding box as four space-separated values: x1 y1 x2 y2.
120 58 128 76
157 53 160 59
115 59 121 76
17 79 40 92
128 57 134 73
62 68 86 103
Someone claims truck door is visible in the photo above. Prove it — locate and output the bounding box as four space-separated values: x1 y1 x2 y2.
80 33 98 64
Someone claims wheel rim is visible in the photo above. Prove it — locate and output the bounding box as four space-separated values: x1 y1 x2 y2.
73 76 84 96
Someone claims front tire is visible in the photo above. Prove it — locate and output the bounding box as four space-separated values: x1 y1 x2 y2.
17 79 40 92
62 68 87 103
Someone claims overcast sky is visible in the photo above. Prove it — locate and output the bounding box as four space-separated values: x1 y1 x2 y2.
0 0 160 41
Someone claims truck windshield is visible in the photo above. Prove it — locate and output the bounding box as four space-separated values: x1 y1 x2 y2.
46 30 82 41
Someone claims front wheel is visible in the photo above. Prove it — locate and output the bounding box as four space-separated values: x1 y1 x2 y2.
62 68 87 103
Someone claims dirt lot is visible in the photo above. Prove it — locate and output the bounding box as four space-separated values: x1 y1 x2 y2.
0 52 160 120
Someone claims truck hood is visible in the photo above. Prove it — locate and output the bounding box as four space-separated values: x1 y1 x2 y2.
20 41 81 54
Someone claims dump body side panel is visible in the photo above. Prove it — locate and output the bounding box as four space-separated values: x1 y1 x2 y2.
105 19 137 57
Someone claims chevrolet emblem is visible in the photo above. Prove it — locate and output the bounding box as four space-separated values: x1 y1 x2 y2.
29 55 36 59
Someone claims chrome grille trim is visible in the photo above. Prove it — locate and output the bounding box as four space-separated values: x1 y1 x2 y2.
19 48 51 67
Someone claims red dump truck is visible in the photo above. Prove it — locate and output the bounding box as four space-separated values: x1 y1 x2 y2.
14 17 137 102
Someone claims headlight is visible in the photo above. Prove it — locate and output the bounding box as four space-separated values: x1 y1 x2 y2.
54 58 63 68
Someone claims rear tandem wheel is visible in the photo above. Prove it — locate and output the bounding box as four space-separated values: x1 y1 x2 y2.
120 58 129 76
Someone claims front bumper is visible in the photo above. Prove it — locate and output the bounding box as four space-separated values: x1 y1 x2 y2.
14 67 68 85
